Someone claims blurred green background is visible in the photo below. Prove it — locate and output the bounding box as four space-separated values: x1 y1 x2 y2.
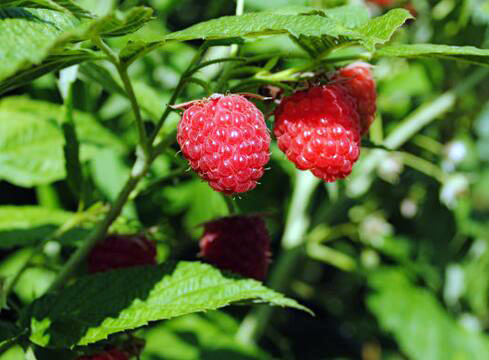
2 0 489 359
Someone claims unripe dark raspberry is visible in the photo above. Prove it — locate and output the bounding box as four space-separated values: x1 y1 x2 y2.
177 94 271 194
88 234 157 273
77 348 129 360
199 215 271 280
332 62 377 134
274 84 361 182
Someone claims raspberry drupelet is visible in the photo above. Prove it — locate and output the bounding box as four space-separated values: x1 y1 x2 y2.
177 94 271 194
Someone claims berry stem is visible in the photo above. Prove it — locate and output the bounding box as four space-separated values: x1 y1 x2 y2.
236 170 319 344
92 37 151 157
224 196 239 215
150 44 208 145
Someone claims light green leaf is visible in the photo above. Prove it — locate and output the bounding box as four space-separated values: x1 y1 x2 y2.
0 96 124 187
368 268 489 360
142 312 271 360
27 262 310 348
0 206 83 248
322 5 370 28
355 9 413 50
0 7 79 82
376 43 489 66
80 6 154 38
162 12 355 42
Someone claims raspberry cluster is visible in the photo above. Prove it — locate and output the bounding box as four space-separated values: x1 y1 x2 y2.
177 94 271 194
88 234 157 273
274 62 376 182
199 215 271 280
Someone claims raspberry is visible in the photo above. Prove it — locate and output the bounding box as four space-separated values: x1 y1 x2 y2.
199 215 271 280
274 84 361 182
332 62 377 134
77 349 129 360
177 94 271 194
88 234 157 273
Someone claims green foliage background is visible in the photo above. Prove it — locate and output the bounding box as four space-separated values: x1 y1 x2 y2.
1 0 489 359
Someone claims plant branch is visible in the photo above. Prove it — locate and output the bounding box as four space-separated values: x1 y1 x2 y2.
48 44 207 291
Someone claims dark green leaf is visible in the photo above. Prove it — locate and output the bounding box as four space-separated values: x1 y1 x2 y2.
0 320 22 343
27 262 310 348
0 49 100 95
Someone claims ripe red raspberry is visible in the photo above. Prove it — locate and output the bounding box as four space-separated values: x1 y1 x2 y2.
77 348 129 360
88 234 157 273
274 84 361 182
177 94 271 194
199 215 271 280
332 62 377 135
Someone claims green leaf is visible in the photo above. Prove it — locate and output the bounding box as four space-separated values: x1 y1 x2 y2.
0 49 100 95
368 268 489 360
0 96 124 187
0 320 21 343
162 12 355 42
0 1 93 18
322 5 370 28
0 7 79 82
355 9 413 50
143 312 271 360
27 262 309 348
80 6 154 38
0 206 80 248
376 43 489 66
160 8 410 54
